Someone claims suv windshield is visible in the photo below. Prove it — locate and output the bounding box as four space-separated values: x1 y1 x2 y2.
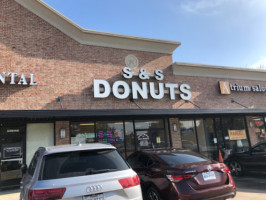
157 151 210 167
40 149 129 180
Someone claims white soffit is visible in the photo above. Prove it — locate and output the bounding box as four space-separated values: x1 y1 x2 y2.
173 62 266 81
15 0 180 54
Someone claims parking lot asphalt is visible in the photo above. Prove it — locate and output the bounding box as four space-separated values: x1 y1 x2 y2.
228 173 266 200
0 188 20 200
1 174 266 200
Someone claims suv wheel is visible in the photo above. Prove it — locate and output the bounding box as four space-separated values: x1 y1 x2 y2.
146 187 161 200
229 160 243 176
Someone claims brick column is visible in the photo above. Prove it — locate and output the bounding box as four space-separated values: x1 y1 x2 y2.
169 118 182 148
55 121 70 145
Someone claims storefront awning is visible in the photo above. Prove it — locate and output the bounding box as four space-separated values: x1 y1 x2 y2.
0 109 266 119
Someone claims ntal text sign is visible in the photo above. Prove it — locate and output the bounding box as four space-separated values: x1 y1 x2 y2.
0 72 38 86
94 67 192 100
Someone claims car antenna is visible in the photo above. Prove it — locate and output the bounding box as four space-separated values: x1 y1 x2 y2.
77 141 82 147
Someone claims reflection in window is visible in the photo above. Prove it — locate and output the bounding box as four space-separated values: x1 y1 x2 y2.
222 117 249 153
246 116 266 145
215 118 223 151
136 130 150 149
70 122 96 144
253 143 266 152
135 119 169 151
179 120 198 152
96 121 125 155
125 121 135 157
134 120 164 129
196 119 217 159
70 119 170 158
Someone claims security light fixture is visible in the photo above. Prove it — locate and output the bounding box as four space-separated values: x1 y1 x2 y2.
173 123 177 132
60 128 66 139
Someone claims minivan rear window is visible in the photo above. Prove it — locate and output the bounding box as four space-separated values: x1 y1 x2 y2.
158 151 210 167
40 149 129 180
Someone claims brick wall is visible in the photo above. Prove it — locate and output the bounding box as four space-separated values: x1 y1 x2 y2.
169 118 182 148
55 121 70 145
0 0 172 110
164 72 266 109
1 0 266 111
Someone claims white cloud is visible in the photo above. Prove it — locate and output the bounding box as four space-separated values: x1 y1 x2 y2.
249 58 266 69
179 0 266 16
180 0 225 15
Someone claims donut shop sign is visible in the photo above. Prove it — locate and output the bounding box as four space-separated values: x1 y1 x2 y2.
0 72 38 85
93 67 192 101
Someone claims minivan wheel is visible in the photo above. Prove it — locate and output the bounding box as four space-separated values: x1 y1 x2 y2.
146 187 161 200
229 160 243 176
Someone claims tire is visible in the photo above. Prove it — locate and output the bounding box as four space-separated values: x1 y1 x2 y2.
146 187 161 200
229 160 243 177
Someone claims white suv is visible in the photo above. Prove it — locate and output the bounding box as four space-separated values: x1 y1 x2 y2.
20 143 142 200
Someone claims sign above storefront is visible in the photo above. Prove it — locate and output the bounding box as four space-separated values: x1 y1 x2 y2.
93 67 192 101
219 81 266 94
0 72 38 86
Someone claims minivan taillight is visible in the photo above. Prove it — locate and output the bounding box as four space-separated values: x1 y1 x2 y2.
119 175 140 189
166 174 195 182
28 188 66 200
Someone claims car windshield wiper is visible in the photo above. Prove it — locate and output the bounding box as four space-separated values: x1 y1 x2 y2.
85 168 117 175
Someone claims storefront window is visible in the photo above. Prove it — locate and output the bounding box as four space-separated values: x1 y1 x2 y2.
196 119 217 159
246 116 266 145
164 119 170 147
135 119 169 150
70 122 96 144
221 117 249 155
134 120 164 129
179 119 198 152
95 121 125 154
215 118 224 151
125 121 135 157
70 119 170 158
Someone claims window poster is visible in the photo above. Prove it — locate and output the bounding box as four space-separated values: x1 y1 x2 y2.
71 133 96 144
138 133 150 147
3 147 22 159
228 130 247 140
97 129 124 143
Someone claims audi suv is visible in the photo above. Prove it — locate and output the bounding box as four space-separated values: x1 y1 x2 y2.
20 143 142 200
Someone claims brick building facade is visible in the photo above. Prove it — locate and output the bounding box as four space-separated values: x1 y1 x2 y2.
0 0 266 189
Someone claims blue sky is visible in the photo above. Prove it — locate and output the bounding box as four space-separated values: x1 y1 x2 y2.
43 0 266 69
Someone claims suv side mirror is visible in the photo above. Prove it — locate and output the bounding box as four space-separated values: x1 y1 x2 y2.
21 164 28 174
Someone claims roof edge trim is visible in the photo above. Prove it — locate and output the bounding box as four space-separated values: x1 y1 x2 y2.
173 62 266 81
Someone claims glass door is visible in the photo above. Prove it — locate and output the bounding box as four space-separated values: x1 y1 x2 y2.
134 119 169 151
215 118 225 151
0 123 25 189
179 119 198 152
196 118 218 160
214 117 249 160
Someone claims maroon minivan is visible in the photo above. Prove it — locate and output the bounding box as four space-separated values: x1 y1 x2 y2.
127 148 236 200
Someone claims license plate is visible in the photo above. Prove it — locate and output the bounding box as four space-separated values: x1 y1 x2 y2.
83 193 104 200
202 171 216 181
